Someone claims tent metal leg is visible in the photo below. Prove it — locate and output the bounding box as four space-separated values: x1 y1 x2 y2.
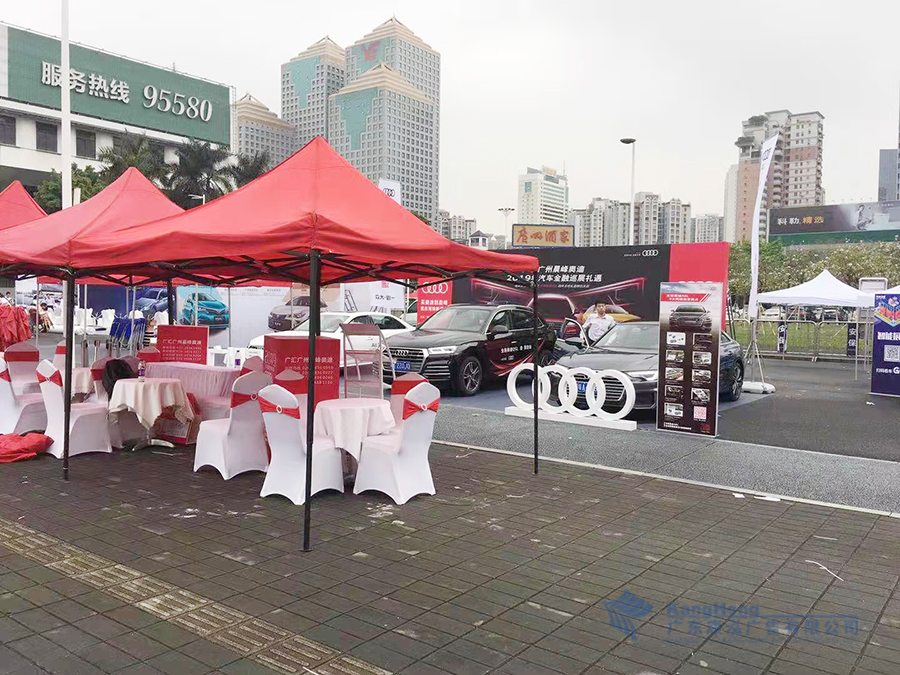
532 280 539 475
166 280 175 324
303 250 321 552
62 273 76 481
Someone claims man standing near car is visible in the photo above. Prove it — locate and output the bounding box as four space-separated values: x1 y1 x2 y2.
583 303 616 344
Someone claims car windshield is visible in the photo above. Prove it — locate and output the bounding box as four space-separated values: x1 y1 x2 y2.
195 293 216 302
291 297 310 306
591 323 659 350
295 314 350 333
675 305 705 313
420 307 493 332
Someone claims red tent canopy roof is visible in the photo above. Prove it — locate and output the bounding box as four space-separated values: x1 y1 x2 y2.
0 181 46 232
0 168 182 271
72 138 538 283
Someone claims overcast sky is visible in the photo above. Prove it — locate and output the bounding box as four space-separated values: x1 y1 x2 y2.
6 1 900 234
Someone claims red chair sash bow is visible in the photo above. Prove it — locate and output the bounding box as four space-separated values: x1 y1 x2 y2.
3 351 39 362
258 395 301 419
90 368 104 382
37 371 63 387
55 345 66 355
240 366 252 376
231 391 259 408
402 397 440 420
0 369 10 382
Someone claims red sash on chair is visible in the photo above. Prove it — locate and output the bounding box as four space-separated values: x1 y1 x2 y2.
231 391 259 408
90 368 104 382
55 345 66 355
402 398 439 420
37 371 63 387
258 396 301 419
0 370 11 382
3 351 39 362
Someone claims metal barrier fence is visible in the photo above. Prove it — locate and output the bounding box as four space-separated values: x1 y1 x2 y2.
728 318 872 361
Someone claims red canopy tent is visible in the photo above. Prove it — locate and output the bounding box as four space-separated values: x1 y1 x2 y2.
0 181 46 231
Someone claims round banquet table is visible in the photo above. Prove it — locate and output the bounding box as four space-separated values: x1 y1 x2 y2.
108 378 194 429
145 362 240 398
313 398 395 460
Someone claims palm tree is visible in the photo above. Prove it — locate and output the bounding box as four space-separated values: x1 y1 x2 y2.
97 135 168 185
228 151 271 188
166 139 233 208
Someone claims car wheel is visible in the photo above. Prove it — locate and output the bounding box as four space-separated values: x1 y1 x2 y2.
454 355 483 396
722 364 743 401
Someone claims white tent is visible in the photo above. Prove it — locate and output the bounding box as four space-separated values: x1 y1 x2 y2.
756 270 871 308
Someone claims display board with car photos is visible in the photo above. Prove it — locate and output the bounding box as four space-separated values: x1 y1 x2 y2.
656 282 724 437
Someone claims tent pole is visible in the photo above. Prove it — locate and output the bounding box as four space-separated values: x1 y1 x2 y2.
166 280 175 324
303 250 321 552
62 273 76 481
35 281 40 347
532 279 539 475
227 286 232 348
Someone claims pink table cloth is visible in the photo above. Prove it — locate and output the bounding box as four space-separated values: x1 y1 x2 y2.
146 362 239 398
109 378 193 429
313 397 395 460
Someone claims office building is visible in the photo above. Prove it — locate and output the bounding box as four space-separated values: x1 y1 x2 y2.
692 213 724 243
878 149 899 202
0 23 232 191
235 94 293 168
723 164 738 242
572 197 630 247
517 166 569 225
633 191 660 245
281 37 345 151
734 110 824 240
658 198 692 244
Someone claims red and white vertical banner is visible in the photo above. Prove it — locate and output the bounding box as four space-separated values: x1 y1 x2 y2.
416 278 453 322
749 134 779 319
263 335 340 401
157 325 208 364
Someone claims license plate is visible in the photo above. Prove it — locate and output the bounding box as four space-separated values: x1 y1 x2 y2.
394 361 412 372
577 381 587 394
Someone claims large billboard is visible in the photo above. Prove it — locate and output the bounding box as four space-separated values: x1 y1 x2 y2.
0 24 231 145
769 202 900 244
512 224 575 247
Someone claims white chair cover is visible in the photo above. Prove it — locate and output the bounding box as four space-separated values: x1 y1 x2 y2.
52 340 67 370
258 384 343 505
241 355 264 374
5 341 40 395
36 360 111 459
0 356 46 435
121 355 140 373
98 309 116 330
194 372 271 480
390 373 428 424
154 310 169 326
354 381 439 505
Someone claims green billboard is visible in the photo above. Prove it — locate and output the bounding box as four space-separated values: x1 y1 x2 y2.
2 25 231 146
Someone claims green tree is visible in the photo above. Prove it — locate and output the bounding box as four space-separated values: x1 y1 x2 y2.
97 135 168 185
166 139 233 208
227 151 271 188
34 164 108 213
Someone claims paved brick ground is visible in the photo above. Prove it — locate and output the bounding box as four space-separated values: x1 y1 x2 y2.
0 444 899 675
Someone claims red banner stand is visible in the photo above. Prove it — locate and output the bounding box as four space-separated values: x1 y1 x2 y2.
263 335 340 402
157 325 209 364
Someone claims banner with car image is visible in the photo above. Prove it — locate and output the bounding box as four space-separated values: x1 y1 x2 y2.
657 282 724 437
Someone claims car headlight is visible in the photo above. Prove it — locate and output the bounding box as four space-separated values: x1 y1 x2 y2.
428 345 459 355
626 370 658 382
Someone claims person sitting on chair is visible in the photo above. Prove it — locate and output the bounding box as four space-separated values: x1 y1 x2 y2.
583 303 616 345
38 303 53 332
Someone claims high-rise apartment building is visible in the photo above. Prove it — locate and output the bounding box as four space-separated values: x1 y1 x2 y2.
517 166 569 225
442 213 476 242
878 149 899 202
235 94 294 168
633 192 660 245
658 199 692 244
571 198 630 247
281 37 346 151
691 214 724 243
734 110 824 240
723 164 738 242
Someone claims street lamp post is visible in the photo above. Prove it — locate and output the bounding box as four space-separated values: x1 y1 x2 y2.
620 138 636 246
498 207 515 242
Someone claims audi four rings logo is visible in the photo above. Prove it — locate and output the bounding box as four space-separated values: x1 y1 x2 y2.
506 363 637 421
421 283 449 294
642 249 659 257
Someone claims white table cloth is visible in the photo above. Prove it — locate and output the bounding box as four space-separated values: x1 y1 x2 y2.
70 367 94 396
313 398 395 460
109 378 194 429
146 362 240 398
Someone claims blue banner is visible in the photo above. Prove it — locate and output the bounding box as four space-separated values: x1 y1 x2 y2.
872 294 900 397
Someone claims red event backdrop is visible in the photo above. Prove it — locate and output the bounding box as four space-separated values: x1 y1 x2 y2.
156 325 209 364
415 278 453 322
263 335 340 400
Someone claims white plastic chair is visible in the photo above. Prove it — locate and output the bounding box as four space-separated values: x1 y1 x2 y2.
52 340 67 370
194 372 271 479
258 384 343 505
0 357 46 435
353 381 439 505
389 373 428 424
98 309 116 330
36 360 111 459
241 355 264 375
5 342 40 395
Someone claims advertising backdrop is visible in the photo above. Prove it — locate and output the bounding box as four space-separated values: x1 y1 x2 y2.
872 293 900 397
769 202 900 244
656 282 724 437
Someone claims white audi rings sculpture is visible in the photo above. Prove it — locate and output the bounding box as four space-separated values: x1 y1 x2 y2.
507 363 637 421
